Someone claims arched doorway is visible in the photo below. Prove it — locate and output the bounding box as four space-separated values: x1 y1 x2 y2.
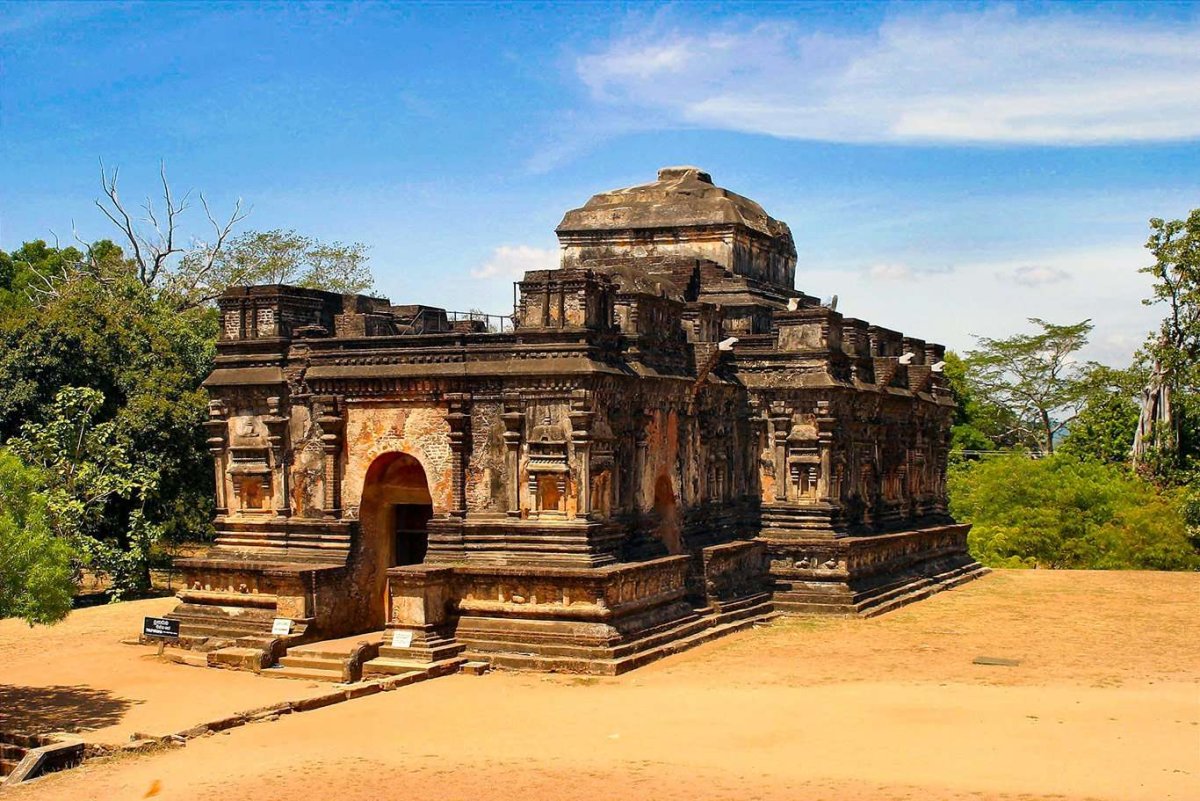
359 452 434 626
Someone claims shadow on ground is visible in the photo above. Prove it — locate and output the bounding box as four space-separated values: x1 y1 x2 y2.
0 685 137 734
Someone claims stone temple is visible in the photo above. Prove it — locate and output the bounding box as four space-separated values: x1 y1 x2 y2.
164 167 986 676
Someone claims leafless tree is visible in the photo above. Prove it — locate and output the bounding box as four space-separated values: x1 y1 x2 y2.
94 159 248 293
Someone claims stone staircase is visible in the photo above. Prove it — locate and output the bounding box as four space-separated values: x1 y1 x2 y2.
260 638 381 683
774 558 990 617
0 737 27 779
0 732 83 787
258 634 468 685
161 600 301 651
460 595 776 675
760 504 844 536
855 561 990 617
362 643 464 681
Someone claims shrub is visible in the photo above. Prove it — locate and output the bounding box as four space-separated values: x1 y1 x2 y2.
949 452 1197 570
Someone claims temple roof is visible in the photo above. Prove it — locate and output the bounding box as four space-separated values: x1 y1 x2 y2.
556 166 793 242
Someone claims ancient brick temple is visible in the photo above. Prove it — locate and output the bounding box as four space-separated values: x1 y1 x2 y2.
167 167 985 674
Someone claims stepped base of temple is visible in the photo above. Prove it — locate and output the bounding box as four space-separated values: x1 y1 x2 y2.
764 523 988 616
152 527 986 676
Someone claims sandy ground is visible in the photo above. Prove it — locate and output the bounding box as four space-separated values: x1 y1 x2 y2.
0 597 333 745
4 569 1199 801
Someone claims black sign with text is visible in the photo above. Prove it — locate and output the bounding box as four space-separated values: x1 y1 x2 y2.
143 616 180 639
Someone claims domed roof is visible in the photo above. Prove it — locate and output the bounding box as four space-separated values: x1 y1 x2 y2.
556 167 793 244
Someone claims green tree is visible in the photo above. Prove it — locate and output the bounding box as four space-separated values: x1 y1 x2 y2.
0 449 75 625
950 452 1196 571
1061 366 1143 464
1133 209 1199 477
942 351 1021 453
169 229 374 308
9 387 163 595
964 318 1094 454
0 250 219 596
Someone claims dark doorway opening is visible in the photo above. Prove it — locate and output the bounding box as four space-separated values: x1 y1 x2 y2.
393 503 432 566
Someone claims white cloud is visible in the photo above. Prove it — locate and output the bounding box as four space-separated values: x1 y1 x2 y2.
803 244 1159 366
471 245 559 279
576 7 1200 144
867 263 915 281
1011 265 1072 286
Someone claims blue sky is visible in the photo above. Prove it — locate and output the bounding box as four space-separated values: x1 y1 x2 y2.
2 1 1198 365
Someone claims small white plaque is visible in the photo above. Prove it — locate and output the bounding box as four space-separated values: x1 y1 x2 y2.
391 629 414 649
271 618 293 636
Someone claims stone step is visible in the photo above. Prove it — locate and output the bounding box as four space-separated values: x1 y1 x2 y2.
472 609 776 676
286 645 373 661
259 665 344 682
210 646 267 670
1 757 24 777
857 564 989 617
178 623 272 639
774 600 857 615
278 654 345 671
0 744 26 760
361 657 427 677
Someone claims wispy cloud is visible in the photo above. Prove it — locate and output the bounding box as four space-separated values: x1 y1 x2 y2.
1010 264 1072 286
576 6 1200 145
867 263 916 282
471 245 559 279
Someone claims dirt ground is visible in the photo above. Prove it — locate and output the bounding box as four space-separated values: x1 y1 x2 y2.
4 569 1199 801
0 597 333 745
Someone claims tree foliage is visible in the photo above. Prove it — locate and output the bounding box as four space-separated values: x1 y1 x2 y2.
0 450 75 625
0 243 218 599
963 318 1094 454
942 350 1021 453
1060 366 1143 465
9 387 168 596
170 229 373 308
950 453 1197 571
1133 208 1199 477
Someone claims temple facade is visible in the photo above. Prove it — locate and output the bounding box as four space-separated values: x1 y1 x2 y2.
165 167 985 675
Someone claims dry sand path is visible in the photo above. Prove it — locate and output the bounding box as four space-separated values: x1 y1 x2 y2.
4 570 1199 800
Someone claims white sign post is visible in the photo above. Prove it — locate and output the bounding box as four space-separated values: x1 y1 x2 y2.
391 629 414 649
271 618 293 636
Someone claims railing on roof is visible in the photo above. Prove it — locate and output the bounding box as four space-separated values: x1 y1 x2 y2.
396 307 515 336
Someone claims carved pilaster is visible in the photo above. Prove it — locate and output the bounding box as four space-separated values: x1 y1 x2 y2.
501 392 524 518
815 399 835 503
205 401 229 516
445 393 470 519
569 390 593 518
315 397 344 520
769 402 791 503
263 396 291 517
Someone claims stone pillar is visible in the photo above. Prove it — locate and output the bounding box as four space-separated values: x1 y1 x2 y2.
634 410 650 507
445 393 470 519
770 404 790 503
316 398 344 520
569 390 592 518
816 399 835 503
205 401 229 516
501 392 524 518
263 396 291 517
